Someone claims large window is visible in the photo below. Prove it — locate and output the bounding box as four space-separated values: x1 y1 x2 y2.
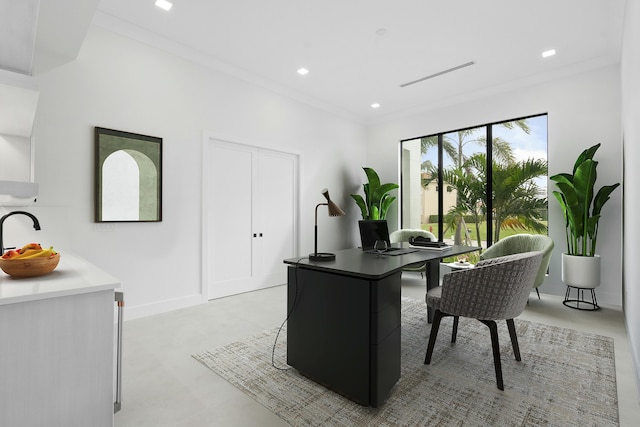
401 114 548 253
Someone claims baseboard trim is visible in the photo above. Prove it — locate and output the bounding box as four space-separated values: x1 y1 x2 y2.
123 294 207 321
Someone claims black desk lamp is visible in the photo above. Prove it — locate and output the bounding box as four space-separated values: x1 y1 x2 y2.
310 188 345 261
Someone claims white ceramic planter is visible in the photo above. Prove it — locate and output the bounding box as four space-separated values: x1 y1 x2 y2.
561 253 601 289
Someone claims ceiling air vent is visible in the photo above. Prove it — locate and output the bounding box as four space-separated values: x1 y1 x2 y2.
400 61 475 88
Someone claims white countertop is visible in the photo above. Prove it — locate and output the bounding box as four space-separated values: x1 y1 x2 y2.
0 252 120 305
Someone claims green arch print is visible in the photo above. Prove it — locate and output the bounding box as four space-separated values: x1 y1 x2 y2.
95 127 162 222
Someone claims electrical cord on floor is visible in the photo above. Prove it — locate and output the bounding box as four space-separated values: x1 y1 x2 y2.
271 256 307 371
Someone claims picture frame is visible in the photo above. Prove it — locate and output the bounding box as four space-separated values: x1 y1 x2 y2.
95 127 162 222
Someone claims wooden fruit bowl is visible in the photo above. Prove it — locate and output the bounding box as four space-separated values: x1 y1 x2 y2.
0 253 60 278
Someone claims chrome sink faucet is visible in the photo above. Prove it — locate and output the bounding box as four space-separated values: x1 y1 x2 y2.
0 211 41 255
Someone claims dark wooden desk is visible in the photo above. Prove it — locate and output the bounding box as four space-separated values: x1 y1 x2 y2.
284 245 478 407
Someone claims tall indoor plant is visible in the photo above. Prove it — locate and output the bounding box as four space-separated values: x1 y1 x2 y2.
550 143 620 289
351 167 398 220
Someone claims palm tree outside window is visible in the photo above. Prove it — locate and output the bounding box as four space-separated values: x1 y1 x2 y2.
400 114 548 255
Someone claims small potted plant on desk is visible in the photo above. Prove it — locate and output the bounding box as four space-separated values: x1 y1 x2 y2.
350 167 398 221
351 167 399 252
550 143 619 310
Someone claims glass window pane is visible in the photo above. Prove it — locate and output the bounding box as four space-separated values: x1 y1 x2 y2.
491 116 548 242
442 127 486 248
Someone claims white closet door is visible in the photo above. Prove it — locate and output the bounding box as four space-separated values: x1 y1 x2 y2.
256 150 297 288
209 141 257 298
207 139 297 299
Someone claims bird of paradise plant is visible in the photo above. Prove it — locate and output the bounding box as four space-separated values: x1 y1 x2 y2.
550 143 619 257
351 167 398 220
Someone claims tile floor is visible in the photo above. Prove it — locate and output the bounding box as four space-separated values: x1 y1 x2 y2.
115 274 640 426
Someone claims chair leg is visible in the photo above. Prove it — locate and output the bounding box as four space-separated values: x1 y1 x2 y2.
506 319 521 361
451 316 459 343
536 288 541 299
480 319 504 391
425 309 444 364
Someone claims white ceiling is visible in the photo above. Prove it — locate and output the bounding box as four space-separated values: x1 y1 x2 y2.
1 1 627 123
94 0 626 122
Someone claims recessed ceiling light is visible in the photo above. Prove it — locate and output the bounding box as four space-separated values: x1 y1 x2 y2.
297 68 309 75
371 103 381 109
542 49 556 58
155 0 173 11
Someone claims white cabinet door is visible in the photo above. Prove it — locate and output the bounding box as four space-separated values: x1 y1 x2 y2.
207 139 297 299
0 291 114 427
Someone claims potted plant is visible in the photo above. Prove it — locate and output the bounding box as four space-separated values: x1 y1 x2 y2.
550 143 620 289
351 167 398 220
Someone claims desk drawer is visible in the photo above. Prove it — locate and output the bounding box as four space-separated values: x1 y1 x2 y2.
371 325 401 407
371 301 401 344
370 272 401 345
370 272 401 313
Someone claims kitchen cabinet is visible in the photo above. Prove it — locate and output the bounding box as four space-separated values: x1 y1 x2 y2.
0 73 39 137
0 254 120 427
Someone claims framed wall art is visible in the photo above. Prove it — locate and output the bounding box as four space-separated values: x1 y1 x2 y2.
95 127 162 222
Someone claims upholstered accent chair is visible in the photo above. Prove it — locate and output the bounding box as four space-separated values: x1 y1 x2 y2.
424 251 543 390
389 229 437 277
480 234 554 299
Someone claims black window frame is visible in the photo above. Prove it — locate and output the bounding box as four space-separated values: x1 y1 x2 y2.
399 112 548 247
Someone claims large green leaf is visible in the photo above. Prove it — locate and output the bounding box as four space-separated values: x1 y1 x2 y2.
379 195 396 219
554 180 584 255
350 194 369 219
573 143 600 174
586 215 601 256
553 191 577 254
592 183 620 216
372 183 399 201
573 160 597 211
552 191 569 227
363 167 381 189
549 172 574 185
589 182 620 256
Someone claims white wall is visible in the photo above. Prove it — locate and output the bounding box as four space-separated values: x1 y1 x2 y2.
367 65 623 306
621 0 640 399
8 26 366 319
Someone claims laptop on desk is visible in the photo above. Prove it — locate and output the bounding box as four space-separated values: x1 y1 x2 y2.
358 220 418 255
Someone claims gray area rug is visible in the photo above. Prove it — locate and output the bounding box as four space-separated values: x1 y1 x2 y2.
193 298 618 426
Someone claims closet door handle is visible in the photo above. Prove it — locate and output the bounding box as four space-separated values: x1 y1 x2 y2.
253 233 257 237
259 233 263 237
